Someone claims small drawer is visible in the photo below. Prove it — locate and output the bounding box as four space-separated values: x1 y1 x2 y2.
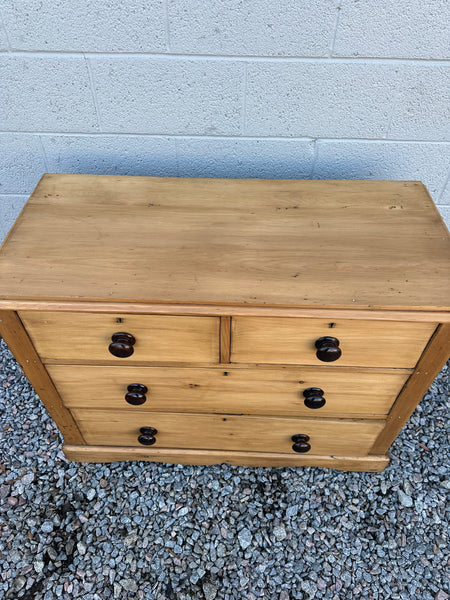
71 409 385 456
231 317 436 368
49 364 410 418
19 311 219 363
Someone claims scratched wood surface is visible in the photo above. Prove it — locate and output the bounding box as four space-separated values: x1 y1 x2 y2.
0 174 449 311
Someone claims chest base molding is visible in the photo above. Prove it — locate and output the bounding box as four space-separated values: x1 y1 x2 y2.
63 444 389 472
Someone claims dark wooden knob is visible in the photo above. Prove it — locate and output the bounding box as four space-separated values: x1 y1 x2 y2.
125 383 148 406
303 387 326 409
291 433 311 453
138 426 157 446
108 332 136 358
315 336 341 362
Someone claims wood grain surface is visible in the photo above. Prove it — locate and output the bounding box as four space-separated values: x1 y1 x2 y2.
63 444 390 471
71 409 385 455
231 317 436 368
48 364 410 418
0 311 85 444
0 175 449 311
19 311 219 363
370 323 450 454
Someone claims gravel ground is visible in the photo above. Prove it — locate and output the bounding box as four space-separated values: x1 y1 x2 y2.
0 338 449 600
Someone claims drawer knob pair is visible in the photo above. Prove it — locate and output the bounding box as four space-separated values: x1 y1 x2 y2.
292 434 311 453
138 426 158 445
315 336 341 362
109 332 136 358
303 387 326 409
125 383 148 405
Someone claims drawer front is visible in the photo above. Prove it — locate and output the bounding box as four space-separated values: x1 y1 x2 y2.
49 365 410 418
72 409 385 456
231 317 436 368
19 311 219 363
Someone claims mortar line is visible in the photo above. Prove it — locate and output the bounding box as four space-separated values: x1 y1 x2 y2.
174 136 180 176
309 140 319 178
1 131 449 144
164 0 171 52
241 62 248 135
37 135 49 171
84 54 103 132
0 8 12 52
0 193 29 197
329 3 342 57
437 166 450 203
384 65 408 139
4 50 450 64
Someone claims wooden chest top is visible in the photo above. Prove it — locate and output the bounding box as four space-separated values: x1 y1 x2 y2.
0 174 449 312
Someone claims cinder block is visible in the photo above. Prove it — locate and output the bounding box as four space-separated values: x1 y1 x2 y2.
43 135 178 176
388 65 450 141
245 62 401 138
176 137 315 179
168 0 338 56
313 140 450 200
0 134 46 194
436 205 450 228
2 0 166 52
0 56 98 132
0 195 28 242
90 58 244 135
334 0 450 59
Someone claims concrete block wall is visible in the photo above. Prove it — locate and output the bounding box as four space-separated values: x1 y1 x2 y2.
1 0 450 240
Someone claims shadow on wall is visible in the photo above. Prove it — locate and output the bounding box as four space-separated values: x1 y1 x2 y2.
45 146 400 182
41 139 449 199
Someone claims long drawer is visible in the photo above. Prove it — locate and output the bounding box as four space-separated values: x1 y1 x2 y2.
19 311 220 363
231 317 436 368
71 409 385 456
49 364 410 418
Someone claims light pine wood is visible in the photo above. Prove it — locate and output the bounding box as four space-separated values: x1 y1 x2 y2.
0 299 448 322
220 316 231 363
370 323 450 454
0 175 449 311
71 409 385 456
231 317 436 368
19 311 219 363
63 444 390 471
48 364 410 418
1 175 448 471
0 311 84 444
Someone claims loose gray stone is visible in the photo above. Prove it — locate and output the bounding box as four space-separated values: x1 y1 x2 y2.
12 576 26 591
120 579 138 592
0 485 10 499
398 490 414 507
273 526 287 541
77 541 88 556
41 520 54 533
21 472 35 486
238 528 252 550
202 581 218 600
33 560 45 574
0 339 448 600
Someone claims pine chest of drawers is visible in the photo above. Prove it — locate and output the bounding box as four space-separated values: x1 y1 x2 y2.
0 175 449 472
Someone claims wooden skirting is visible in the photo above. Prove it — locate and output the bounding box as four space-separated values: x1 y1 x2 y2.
63 444 390 472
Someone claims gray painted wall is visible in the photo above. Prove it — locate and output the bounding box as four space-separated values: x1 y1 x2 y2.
1 0 450 240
